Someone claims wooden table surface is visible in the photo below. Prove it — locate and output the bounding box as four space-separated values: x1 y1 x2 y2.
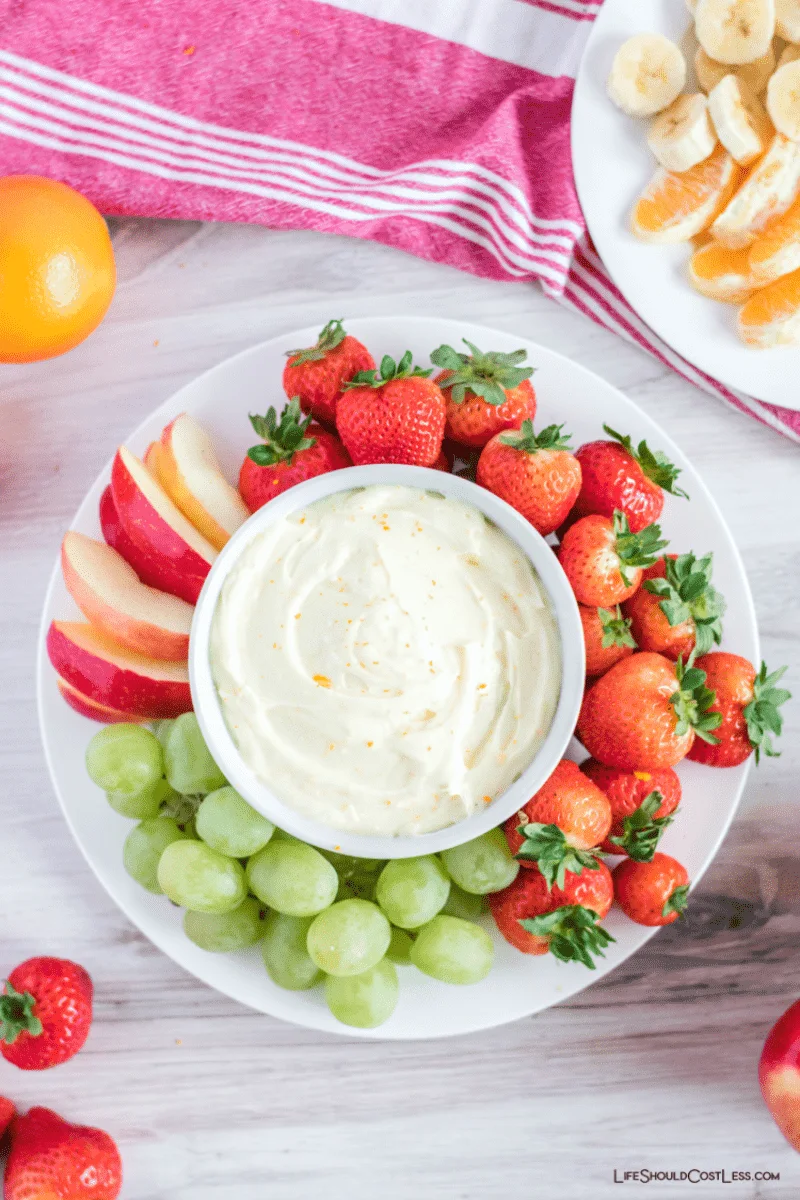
1 218 798 1200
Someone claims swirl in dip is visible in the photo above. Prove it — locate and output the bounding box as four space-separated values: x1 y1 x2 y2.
209 485 561 837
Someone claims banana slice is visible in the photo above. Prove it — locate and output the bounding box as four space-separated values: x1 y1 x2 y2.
695 44 775 94
776 0 800 42
712 133 800 245
778 42 800 65
767 59 800 137
647 94 717 171
607 34 687 117
696 0 776 66
709 74 774 163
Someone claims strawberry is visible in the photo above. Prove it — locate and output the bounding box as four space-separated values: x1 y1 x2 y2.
282 318 375 427
336 352 445 466
687 654 791 767
430 339 536 448
5 1106 122 1200
572 424 688 533
0 1095 16 1139
623 553 726 661
577 652 722 770
613 852 690 926
489 862 614 966
431 450 451 472
476 422 582 536
580 603 637 677
239 397 351 512
581 760 682 858
558 510 668 607
0 957 93 1071
504 759 611 889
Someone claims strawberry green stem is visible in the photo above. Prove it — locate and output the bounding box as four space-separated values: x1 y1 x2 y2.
744 662 791 764
612 510 669 586
643 552 726 656
670 657 722 744
519 905 615 969
286 318 347 365
514 822 601 891
0 983 43 1046
247 397 317 467
343 351 431 389
603 424 689 499
498 420 572 453
430 339 534 406
609 791 676 862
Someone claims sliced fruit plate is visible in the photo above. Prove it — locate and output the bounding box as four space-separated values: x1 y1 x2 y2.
37 315 770 1039
573 0 800 410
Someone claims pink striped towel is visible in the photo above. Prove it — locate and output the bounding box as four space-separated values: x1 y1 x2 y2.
1 0 797 441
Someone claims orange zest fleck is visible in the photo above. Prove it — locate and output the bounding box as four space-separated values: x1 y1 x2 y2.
313 674 332 688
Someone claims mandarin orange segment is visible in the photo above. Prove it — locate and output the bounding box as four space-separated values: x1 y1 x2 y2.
748 192 800 282
631 145 742 244
737 267 800 347
688 242 765 302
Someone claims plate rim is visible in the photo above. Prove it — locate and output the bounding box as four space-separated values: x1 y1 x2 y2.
36 313 758 1040
571 0 800 414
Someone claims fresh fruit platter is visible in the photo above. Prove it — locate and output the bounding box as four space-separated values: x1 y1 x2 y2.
572 0 800 410
37 315 784 1039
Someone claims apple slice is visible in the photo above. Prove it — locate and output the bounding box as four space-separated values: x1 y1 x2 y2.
61 531 194 661
57 677 148 724
156 414 249 550
47 620 192 719
111 445 217 604
99 485 193 602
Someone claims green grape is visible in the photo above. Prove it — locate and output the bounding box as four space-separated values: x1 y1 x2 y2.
246 841 337 916
440 829 519 895
319 850 385 878
163 713 226 795
152 719 175 751
386 926 414 965
336 874 377 903
306 899 391 976
183 897 264 952
106 777 176 820
441 883 489 921
196 787 275 858
409 915 494 985
262 912 321 990
123 817 189 893
270 828 303 845
157 839 247 913
375 855 450 929
86 724 163 794
324 959 399 1028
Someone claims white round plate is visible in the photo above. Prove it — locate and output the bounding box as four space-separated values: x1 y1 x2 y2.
572 0 800 412
37 316 757 1039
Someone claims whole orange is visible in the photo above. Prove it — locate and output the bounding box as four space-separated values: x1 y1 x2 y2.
0 175 116 363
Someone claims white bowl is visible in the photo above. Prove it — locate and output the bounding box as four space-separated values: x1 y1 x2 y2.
189 463 584 859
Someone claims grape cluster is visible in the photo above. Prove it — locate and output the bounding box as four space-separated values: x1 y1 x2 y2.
85 717 519 1029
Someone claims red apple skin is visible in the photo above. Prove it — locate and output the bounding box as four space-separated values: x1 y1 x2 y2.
760 999 800 1151
110 447 213 603
99 486 195 602
57 677 149 724
47 620 193 719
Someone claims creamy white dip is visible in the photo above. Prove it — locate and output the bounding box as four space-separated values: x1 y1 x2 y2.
210 485 561 837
